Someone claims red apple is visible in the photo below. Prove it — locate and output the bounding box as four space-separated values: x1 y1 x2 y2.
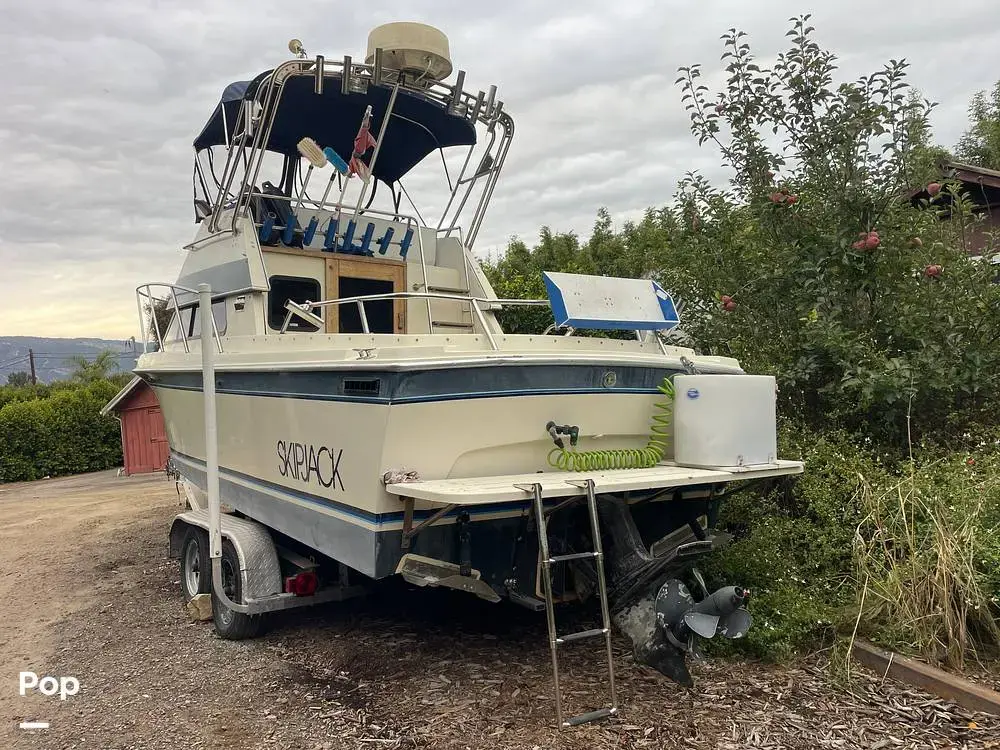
924 264 943 278
721 295 736 312
786 194 798 204
768 192 783 204
927 182 941 197
864 233 880 250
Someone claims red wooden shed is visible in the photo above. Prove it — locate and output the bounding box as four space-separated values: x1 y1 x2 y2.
101 377 169 475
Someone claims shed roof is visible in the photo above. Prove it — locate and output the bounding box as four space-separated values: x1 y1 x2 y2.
947 160 1000 188
909 160 1000 206
100 376 146 416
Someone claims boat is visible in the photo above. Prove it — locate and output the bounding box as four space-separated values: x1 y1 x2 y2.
128 22 804 728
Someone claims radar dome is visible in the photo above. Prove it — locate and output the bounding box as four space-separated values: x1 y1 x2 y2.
366 22 453 83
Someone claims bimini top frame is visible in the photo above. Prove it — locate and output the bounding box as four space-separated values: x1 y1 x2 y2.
198 53 513 249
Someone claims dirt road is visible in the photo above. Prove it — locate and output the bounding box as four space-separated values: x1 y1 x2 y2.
0 471 995 749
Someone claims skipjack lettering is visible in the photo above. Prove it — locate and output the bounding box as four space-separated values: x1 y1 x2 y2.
276 441 345 491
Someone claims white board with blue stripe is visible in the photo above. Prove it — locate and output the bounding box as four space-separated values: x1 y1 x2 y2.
542 271 681 331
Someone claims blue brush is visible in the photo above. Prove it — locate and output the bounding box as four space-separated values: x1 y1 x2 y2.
323 147 349 174
318 147 350 211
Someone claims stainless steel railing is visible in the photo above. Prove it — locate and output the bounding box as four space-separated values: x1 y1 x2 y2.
138 285 672 357
204 193 444 331
203 56 514 250
136 282 225 355
281 291 550 351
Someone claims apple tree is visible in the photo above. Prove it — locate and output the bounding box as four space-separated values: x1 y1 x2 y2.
668 15 1000 448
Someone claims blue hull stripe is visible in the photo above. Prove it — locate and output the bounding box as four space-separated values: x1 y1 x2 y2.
156 383 659 403
172 450 539 526
146 363 681 405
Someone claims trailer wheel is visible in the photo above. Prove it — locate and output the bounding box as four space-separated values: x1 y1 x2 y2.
212 539 264 640
179 527 210 602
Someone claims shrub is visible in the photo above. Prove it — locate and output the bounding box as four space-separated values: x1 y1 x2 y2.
0 397 57 482
701 422 877 658
45 381 122 477
701 424 1000 665
676 15 1000 666
0 380 122 482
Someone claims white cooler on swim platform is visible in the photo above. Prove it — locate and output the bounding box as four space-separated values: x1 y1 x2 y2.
672 374 778 469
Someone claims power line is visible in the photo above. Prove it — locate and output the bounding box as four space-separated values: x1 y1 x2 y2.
0 352 138 373
0 352 139 371
1 352 136 359
1 352 135 361
0 355 30 370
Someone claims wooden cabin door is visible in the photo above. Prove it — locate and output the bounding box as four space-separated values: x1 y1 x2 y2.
324 257 406 334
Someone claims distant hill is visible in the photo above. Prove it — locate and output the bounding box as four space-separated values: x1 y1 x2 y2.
0 337 140 384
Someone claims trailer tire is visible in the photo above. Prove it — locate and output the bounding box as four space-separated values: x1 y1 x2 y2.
212 539 265 640
179 527 211 602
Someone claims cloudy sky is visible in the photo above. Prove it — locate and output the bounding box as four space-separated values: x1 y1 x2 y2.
1 0 995 339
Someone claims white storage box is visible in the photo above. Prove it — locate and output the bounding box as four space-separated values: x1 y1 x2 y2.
672 374 777 469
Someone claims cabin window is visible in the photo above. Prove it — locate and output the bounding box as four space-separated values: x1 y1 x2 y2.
165 300 227 342
268 275 321 331
189 300 228 338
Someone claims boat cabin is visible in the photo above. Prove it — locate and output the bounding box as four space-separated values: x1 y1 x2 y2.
143 23 516 349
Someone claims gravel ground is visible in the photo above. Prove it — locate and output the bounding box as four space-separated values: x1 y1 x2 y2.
1 471 997 749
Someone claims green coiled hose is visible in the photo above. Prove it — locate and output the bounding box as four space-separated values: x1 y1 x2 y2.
547 377 676 471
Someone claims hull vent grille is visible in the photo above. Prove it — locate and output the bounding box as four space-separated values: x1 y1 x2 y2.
343 379 382 397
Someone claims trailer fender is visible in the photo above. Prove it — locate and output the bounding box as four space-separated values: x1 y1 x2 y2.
168 510 283 600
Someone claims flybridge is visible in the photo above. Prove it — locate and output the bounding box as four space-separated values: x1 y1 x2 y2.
192 24 513 251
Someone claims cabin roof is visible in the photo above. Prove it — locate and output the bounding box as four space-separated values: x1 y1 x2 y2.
193 72 477 184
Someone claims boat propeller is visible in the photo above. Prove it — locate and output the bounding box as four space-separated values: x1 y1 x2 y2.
657 569 752 649
629 569 752 687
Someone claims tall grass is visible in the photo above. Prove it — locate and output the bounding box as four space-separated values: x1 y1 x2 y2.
706 422 999 665
853 455 1000 668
